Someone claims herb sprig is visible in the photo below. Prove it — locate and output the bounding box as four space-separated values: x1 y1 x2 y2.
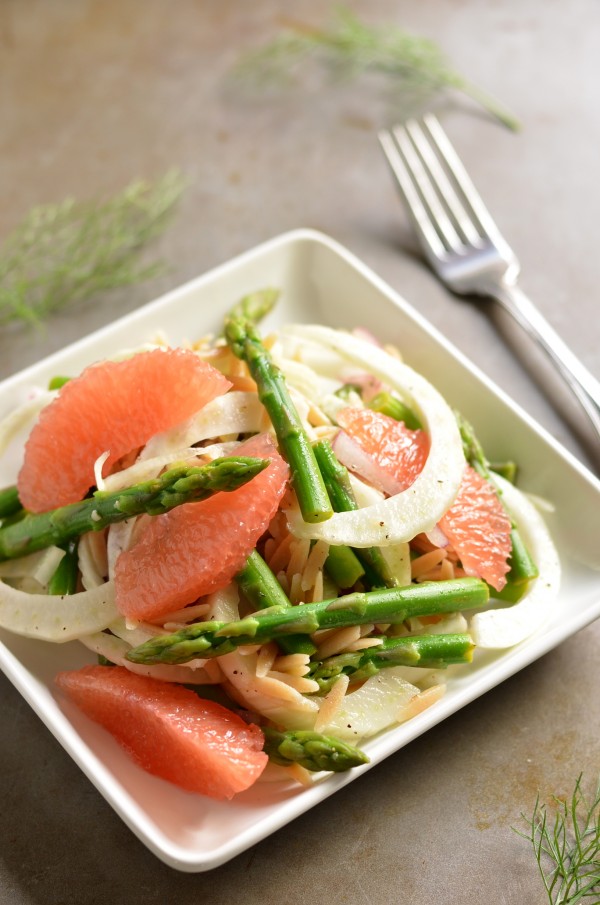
0 170 184 327
234 8 518 131
514 774 600 903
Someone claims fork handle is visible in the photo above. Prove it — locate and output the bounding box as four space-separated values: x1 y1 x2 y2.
492 283 600 443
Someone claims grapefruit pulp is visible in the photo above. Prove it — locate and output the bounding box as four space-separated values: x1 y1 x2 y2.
337 407 429 490
115 433 289 621
18 348 231 513
439 464 512 592
55 665 267 799
338 407 511 591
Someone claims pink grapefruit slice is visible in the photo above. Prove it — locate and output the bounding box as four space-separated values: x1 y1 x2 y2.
338 407 511 591
439 464 512 592
18 348 231 513
115 433 289 622
336 407 429 490
56 665 267 799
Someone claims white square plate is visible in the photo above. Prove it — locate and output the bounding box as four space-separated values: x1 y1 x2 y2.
1 229 599 871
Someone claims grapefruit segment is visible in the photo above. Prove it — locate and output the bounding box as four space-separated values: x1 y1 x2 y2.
55 665 267 798
439 465 512 592
337 408 511 591
18 348 231 513
115 433 289 621
336 407 429 491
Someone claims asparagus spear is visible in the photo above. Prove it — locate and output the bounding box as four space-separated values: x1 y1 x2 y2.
0 485 22 520
262 726 369 772
235 549 316 655
48 540 79 595
491 527 539 603
312 439 397 588
185 680 369 771
457 409 518 484
489 460 517 483
126 577 489 664
505 528 539 585
0 457 268 561
236 549 292 611
455 411 537 601
224 288 280 326
368 391 422 430
310 632 474 690
48 375 71 390
324 543 365 589
455 410 491 480
224 317 333 524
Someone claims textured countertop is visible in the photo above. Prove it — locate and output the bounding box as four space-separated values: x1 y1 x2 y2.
1 2 599 903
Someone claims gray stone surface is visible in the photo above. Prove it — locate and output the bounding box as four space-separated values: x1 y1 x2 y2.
1 2 599 902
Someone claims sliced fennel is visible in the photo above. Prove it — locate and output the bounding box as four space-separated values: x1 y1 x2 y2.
283 325 465 547
0 389 56 463
0 546 65 586
100 442 239 493
140 390 266 460
470 475 561 648
319 667 422 740
0 578 117 641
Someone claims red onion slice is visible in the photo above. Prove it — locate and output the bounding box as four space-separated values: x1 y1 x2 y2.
283 325 466 547
332 429 405 497
340 370 384 403
351 327 383 347
425 525 450 548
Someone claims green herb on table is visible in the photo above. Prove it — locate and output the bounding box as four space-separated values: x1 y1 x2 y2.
234 7 518 131
0 169 184 326
513 774 600 903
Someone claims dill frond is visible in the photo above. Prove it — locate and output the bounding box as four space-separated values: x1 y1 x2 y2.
514 774 600 903
233 8 519 131
0 169 184 327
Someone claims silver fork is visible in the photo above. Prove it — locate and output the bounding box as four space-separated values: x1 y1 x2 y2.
379 114 600 453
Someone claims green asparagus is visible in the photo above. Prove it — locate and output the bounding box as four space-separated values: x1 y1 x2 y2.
262 726 369 772
48 540 79 595
312 439 397 588
455 412 537 602
324 543 365 589
235 549 316 655
223 288 279 326
47 375 71 390
0 485 22 520
491 528 539 603
236 548 292 611
0 457 268 561
368 391 422 430
224 317 333 524
455 410 491 480
126 577 489 664
489 461 518 483
310 632 474 690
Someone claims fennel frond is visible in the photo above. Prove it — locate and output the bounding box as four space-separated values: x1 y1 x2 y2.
514 774 600 903
0 170 184 327
234 8 518 131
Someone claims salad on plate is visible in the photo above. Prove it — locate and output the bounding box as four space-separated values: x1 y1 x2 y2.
0 289 560 801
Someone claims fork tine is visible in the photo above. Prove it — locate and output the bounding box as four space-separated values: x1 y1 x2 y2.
420 114 507 247
378 129 448 262
385 124 467 256
403 118 482 247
